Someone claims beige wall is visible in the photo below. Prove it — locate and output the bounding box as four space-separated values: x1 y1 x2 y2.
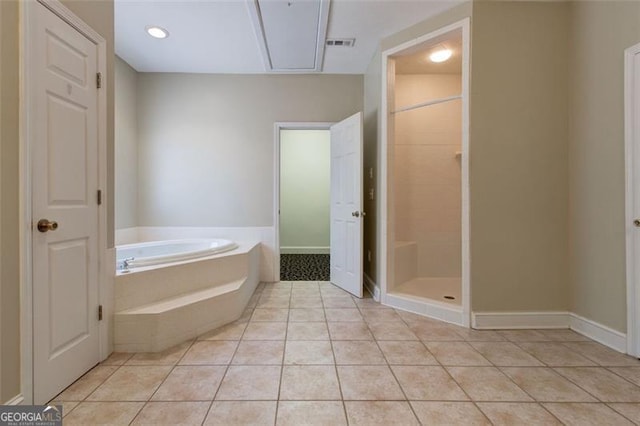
568 1 640 332
394 75 462 279
136 73 363 228
0 0 114 402
280 130 331 252
470 1 570 312
115 56 138 230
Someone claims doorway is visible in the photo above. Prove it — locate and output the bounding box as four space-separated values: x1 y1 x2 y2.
279 129 331 281
381 19 470 326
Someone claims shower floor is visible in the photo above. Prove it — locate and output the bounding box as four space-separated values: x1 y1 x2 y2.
393 277 461 306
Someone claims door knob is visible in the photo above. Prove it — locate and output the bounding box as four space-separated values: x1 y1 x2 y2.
635 219 640 227
352 211 360 218
37 219 58 233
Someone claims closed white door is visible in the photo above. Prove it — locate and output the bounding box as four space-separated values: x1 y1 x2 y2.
330 112 364 297
31 2 101 403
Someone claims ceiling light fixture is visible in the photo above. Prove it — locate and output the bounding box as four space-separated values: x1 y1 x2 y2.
146 26 169 39
429 48 452 63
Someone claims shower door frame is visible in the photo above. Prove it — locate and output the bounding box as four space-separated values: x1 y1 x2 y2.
379 18 471 327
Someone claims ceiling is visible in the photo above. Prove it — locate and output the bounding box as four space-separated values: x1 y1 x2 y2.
394 28 462 74
114 0 464 74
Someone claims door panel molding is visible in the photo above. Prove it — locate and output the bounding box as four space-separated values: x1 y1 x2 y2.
20 0 109 404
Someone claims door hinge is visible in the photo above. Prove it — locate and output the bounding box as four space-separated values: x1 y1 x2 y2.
96 72 102 89
97 189 102 205
98 305 103 321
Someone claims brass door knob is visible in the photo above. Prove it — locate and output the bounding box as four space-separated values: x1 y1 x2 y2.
635 219 640 227
37 219 58 233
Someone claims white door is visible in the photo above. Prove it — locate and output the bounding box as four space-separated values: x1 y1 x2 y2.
628 44 640 357
31 2 101 403
330 112 364 297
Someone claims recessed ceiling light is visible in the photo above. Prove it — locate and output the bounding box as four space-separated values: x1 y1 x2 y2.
429 48 452 63
146 26 169 39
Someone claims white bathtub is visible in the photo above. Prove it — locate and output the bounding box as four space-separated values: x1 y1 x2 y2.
116 238 237 270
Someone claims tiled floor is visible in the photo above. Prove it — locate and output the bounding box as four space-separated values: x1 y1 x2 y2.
52 281 640 425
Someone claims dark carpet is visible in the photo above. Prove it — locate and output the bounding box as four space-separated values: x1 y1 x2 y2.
280 254 330 281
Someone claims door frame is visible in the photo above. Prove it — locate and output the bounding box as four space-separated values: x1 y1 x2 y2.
379 18 471 327
625 42 640 357
20 0 109 404
273 122 333 282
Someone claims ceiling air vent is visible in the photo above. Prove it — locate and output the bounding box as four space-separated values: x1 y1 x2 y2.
326 38 355 47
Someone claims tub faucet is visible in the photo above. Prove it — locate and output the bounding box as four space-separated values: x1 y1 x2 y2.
122 257 135 270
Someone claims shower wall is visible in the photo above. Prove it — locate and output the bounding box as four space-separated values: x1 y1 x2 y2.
394 74 462 281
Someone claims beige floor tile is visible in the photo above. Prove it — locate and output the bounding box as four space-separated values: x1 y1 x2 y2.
242 322 287 340
204 401 277 425
63 402 143 425
378 341 438 365
291 288 321 297
609 367 640 386
87 366 171 401
408 323 465 341
411 401 490 425
344 401 418 426
454 329 506 342
608 403 640 424
543 403 634 425
477 402 561 425
426 342 491 366
286 322 329 340
126 341 192 366
470 342 543 366
337 366 405 400
290 296 323 308
289 308 325 322
284 340 334 365
55 366 118 401
352 297 387 308
497 330 551 342
327 322 373 340
216 365 281 400
198 321 247 340
332 341 387 365
392 366 468 400
276 401 347 426
518 342 596 366
246 294 259 308
368 321 418 341
322 296 356 308
563 342 640 367
359 308 402 323
501 367 597 402
131 401 208 425
232 340 285 365
291 281 319 287
48 400 79 418
279 366 341 400
238 308 254 322
554 367 640 402
100 352 133 366
447 367 533 401
251 308 289 322
260 289 291 297
179 340 238 365
325 308 364 322
151 366 226 401
538 329 590 342
257 296 290 309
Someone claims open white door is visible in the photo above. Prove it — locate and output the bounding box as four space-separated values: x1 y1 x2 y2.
330 112 364 297
30 2 101 403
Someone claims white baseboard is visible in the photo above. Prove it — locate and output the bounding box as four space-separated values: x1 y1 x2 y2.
471 310 628 354
472 311 570 329
363 273 380 302
280 246 330 255
4 394 24 405
569 313 627 353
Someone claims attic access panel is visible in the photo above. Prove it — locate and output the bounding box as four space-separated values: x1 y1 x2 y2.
247 0 330 72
